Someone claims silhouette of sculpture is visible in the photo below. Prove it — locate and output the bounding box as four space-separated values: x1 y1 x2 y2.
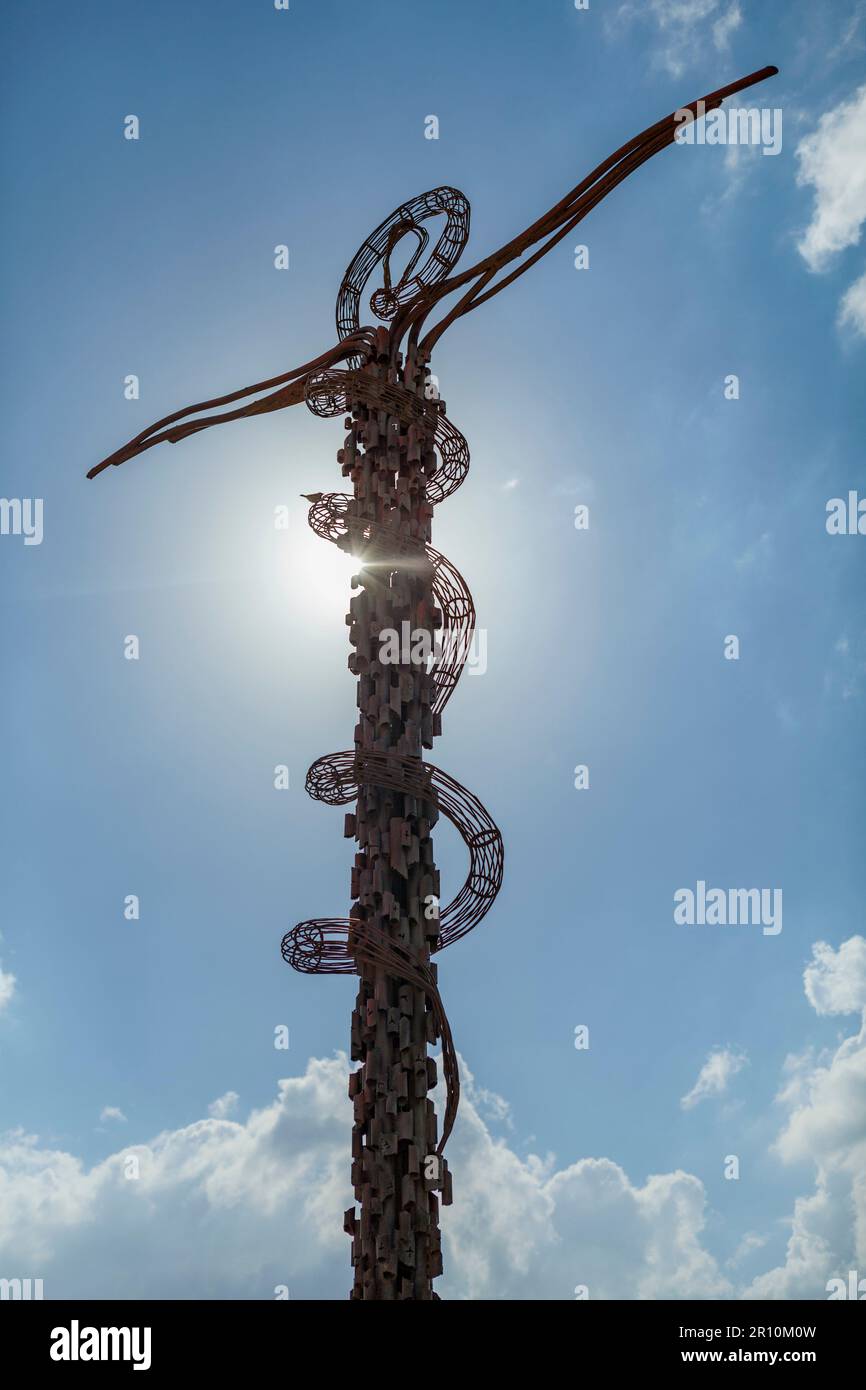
89 66 777 1299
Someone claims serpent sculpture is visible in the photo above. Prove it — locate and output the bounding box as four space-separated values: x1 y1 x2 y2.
88 66 777 1299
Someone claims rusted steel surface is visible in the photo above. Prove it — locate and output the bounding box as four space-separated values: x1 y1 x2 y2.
87 66 778 1298
304 493 474 716
336 187 470 366
339 344 452 1296
87 69 776 484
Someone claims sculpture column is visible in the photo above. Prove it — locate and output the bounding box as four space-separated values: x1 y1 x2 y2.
342 343 451 1300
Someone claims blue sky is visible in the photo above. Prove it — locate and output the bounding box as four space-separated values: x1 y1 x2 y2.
1 0 865 1299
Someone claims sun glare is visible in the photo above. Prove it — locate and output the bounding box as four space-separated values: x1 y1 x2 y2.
282 531 362 620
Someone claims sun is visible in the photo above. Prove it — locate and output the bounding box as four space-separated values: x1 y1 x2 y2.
281 523 363 621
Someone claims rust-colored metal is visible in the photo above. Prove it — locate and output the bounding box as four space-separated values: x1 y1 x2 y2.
87 66 778 1299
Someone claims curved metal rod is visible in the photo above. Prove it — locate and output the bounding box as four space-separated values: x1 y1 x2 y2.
86 330 376 478
281 744 504 1151
86 66 777 484
306 492 475 716
304 367 470 503
282 916 460 1153
392 65 778 355
303 749 504 948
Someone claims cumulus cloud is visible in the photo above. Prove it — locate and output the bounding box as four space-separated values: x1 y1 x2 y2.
796 85 866 335
208 1092 240 1120
0 1056 350 1299
99 1107 127 1125
440 1058 730 1300
797 86 866 270
804 937 866 1016
680 1046 748 1110
0 1052 731 1301
745 937 866 1299
1 944 863 1301
727 1232 768 1268
0 962 16 1013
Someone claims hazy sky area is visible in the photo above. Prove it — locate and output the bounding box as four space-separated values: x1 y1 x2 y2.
1 0 865 1299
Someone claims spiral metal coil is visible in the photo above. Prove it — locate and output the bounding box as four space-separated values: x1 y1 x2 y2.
305 492 474 715
86 63 779 1298
284 323 501 1150
281 746 502 1149
336 187 470 366
305 368 470 504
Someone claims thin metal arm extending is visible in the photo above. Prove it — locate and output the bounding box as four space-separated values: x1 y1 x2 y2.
86 65 777 482
407 65 778 353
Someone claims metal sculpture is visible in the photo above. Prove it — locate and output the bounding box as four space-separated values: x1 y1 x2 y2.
88 65 777 1299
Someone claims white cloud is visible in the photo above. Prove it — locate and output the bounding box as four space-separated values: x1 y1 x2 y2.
208 1092 239 1120
0 1056 351 1298
804 938 866 1017
612 0 742 78
711 2 742 52
828 3 866 64
727 1231 768 1268
0 962 16 1013
462 1077 513 1129
99 1106 127 1125
839 265 866 334
797 85 866 271
502 478 519 492
440 1058 730 1299
796 85 866 336
0 1051 731 1300
680 1046 748 1110
745 937 866 1299
1 944 863 1301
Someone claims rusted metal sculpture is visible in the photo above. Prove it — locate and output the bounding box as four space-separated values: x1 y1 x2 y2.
88 66 777 1299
